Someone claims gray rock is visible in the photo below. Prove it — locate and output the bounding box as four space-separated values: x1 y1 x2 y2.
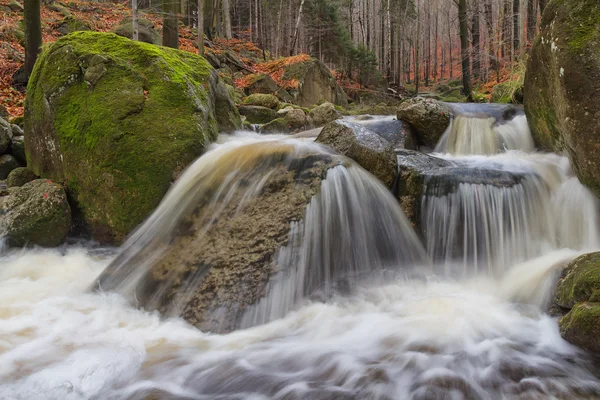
354 118 418 151
238 105 278 124
0 154 20 179
7 167 37 188
10 136 25 165
397 97 452 148
0 179 71 247
317 119 397 186
0 118 13 154
309 102 342 127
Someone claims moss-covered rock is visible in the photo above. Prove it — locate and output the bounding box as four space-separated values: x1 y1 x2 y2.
260 117 290 133
317 120 396 186
397 97 452 148
282 58 348 108
278 107 309 131
55 17 92 36
242 93 280 109
309 102 342 127
214 80 243 132
554 252 600 309
113 18 160 45
10 136 25 165
491 81 524 104
0 117 12 153
560 302 600 353
524 0 600 196
6 167 37 188
244 73 280 95
238 105 278 124
0 154 20 179
24 32 233 243
0 179 71 247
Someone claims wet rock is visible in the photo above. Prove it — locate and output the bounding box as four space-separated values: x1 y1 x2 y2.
0 117 13 153
354 118 418 151
10 136 25 165
6 167 37 188
243 93 280 109
238 105 278 124
0 154 20 179
397 97 452 148
278 107 309 131
0 179 71 247
213 79 243 132
309 102 342 127
524 0 600 197
560 302 600 354
260 117 289 133
317 120 397 186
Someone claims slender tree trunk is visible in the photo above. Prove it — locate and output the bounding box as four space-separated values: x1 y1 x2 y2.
539 0 548 14
425 4 430 87
433 1 438 82
513 0 519 55
223 0 232 38
415 2 420 94
24 0 42 76
198 0 204 56
472 1 480 81
132 0 139 41
289 0 305 55
527 0 535 44
448 8 453 79
458 0 472 98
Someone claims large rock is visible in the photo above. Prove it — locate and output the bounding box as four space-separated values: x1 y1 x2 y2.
316 120 396 186
309 102 342 127
113 18 160 45
0 154 20 179
397 97 452 148
10 136 25 165
214 80 243 132
244 73 280 95
353 117 418 151
524 0 600 196
238 105 278 124
554 252 600 354
242 93 280 109
6 167 37 188
0 117 12 153
0 179 71 247
282 58 348 108
95 147 341 332
24 31 237 243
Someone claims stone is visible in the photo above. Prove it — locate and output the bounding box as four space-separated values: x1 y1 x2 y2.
24 32 236 243
316 120 397 186
524 0 600 196
10 136 25 165
242 93 280 109
554 252 600 309
214 80 243 132
238 105 278 124
0 179 71 247
0 154 20 179
55 17 92 36
353 117 418 151
0 117 12 153
397 97 452 148
6 167 37 188
113 18 160 45
560 302 600 354
278 107 309 131
260 118 290 133
244 73 280 95
309 102 342 127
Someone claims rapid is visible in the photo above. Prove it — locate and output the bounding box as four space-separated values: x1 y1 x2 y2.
2 105 600 399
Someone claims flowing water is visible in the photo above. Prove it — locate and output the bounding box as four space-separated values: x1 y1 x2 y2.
2 106 600 399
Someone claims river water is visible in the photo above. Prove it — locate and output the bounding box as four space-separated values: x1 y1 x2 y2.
2 108 600 399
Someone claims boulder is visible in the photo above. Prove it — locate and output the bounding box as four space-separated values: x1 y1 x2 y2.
6 167 37 188
24 32 235 243
281 58 348 108
238 105 278 124
316 120 396 186
214 80 243 132
242 93 280 109
10 136 25 165
95 147 341 332
490 81 523 104
113 18 160 45
309 102 342 127
0 118 12 153
11 124 23 136
0 179 71 247
0 154 20 179
278 107 309 131
560 302 600 354
55 17 92 36
524 0 600 196
260 118 289 133
397 97 452 148
353 117 418 151
8 0 23 12
244 73 280 94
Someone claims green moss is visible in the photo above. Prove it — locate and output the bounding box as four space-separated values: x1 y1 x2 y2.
261 117 290 133
559 301 600 353
25 32 220 243
243 93 280 109
555 252 600 308
565 0 600 52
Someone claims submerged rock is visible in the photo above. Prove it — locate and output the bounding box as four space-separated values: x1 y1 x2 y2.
317 120 397 186
524 0 600 196
397 97 452 148
24 32 235 243
309 102 342 127
0 179 71 247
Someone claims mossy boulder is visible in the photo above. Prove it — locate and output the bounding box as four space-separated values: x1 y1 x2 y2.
524 0 600 196
244 73 280 94
560 302 600 353
309 102 342 127
242 93 280 109
113 18 160 45
0 117 13 153
277 107 309 131
0 179 71 247
10 136 25 165
397 97 452 148
260 117 290 134
214 80 243 132
55 17 92 36
0 154 20 179
282 58 348 108
6 167 37 188
24 31 233 243
238 105 278 124
317 120 396 186
491 81 524 104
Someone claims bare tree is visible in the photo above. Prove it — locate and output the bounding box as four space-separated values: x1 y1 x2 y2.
198 0 204 56
24 0 42 76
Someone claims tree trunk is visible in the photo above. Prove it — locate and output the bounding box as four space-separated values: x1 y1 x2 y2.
513 0 519 55
527 0 536 44
539 0 548 14
198 0 204 56
223 0 232 38
163 0 179 48
24 0 42 76
415 2 420 94
132 0 139 41
472 1 480 81
289 0 305 56
458 0 472 98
